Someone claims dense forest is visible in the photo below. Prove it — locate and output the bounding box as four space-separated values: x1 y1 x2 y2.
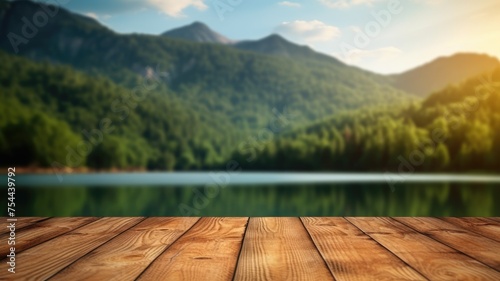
234 68 500 172
0 1 413 171
0 51 243 170
0 0 410 133
1 1 499 172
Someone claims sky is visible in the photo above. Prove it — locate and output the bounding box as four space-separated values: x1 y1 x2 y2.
56 0 500 74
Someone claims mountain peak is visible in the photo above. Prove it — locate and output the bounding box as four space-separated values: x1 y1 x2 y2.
189 21 208 28
162 22 232 44
234 33 343 64
262 34 287 41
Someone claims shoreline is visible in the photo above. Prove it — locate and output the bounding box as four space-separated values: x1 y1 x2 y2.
4 167 497 175
3 167 148 174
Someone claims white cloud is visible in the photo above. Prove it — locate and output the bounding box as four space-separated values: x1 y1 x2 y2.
147 0 208 17
85 12 99 20
318 0 380 9
279 1 301 8
276 20 341 42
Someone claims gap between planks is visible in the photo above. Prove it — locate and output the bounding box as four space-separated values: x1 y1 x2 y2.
0 217 99 258
2 217 499 281
394 217 500 270
5 217 145 280
233 217 334 281
301 217 428 281
50 217 200 281
1 217 51 234
347 217 500 280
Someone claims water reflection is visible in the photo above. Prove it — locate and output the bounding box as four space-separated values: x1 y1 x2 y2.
7 183 498 217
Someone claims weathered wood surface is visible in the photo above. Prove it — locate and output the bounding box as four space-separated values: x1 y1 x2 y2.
347 217 500 280
441 217 500 242
1 217 49 234
394 217 500 269
137 217 248 281
301 217 425 280
2 217 144 280
1 217 499 281
0 217 98 258
233 217 333 281
52 217 199 281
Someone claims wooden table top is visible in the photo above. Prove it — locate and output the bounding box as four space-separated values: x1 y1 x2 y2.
1 217 499 280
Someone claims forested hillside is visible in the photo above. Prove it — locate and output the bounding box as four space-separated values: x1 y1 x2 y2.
0 0 410 131
0 51 243 170
235 69 500 172
2 1 499 172
0 0 417 170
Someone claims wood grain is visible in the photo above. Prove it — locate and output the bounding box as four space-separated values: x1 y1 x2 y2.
0 217 49 234
0 217 98 257
2 217 499 280
233 217 334 281
441 217 500 242
347 217 500 280
301 217 425 280
3 217 144 281
50 217 199 281
137 217 248 281
395 217 500 269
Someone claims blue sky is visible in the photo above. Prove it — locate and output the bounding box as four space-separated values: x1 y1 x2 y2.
58 0 500 74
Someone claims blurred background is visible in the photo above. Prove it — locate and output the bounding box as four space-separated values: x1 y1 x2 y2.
0 0 499 216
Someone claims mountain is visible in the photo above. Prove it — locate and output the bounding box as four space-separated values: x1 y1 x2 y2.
0 0 412 170
235 34 313 57
235 67 500 172
162 21 232 44
390 53 500 97
0 0 410 126
0 50 241 170
234 34 341 63
163 24 341 64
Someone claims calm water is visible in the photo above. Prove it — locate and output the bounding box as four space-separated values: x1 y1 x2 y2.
3 173 499 216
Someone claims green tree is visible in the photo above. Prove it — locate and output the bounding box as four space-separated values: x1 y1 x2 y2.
87 136 128 169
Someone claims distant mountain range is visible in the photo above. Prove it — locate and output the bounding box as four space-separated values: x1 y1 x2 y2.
1 0 499 171
0 0 409 123
234 34 339 63
0 0 409 169
2 0 498 98
160 20 342 63
161 20 500 96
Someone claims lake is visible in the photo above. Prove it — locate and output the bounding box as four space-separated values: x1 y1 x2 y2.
4 173 499 216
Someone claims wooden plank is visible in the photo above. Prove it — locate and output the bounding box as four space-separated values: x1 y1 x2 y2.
137 217 248 281
51 217 199 281
2 217 143 280
0 217 49 234
441 217 500 242
301 217 425 280
395 217 500 269
347 217 500 280
0 217 98 257
233 217 334 281
487 217 500 223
